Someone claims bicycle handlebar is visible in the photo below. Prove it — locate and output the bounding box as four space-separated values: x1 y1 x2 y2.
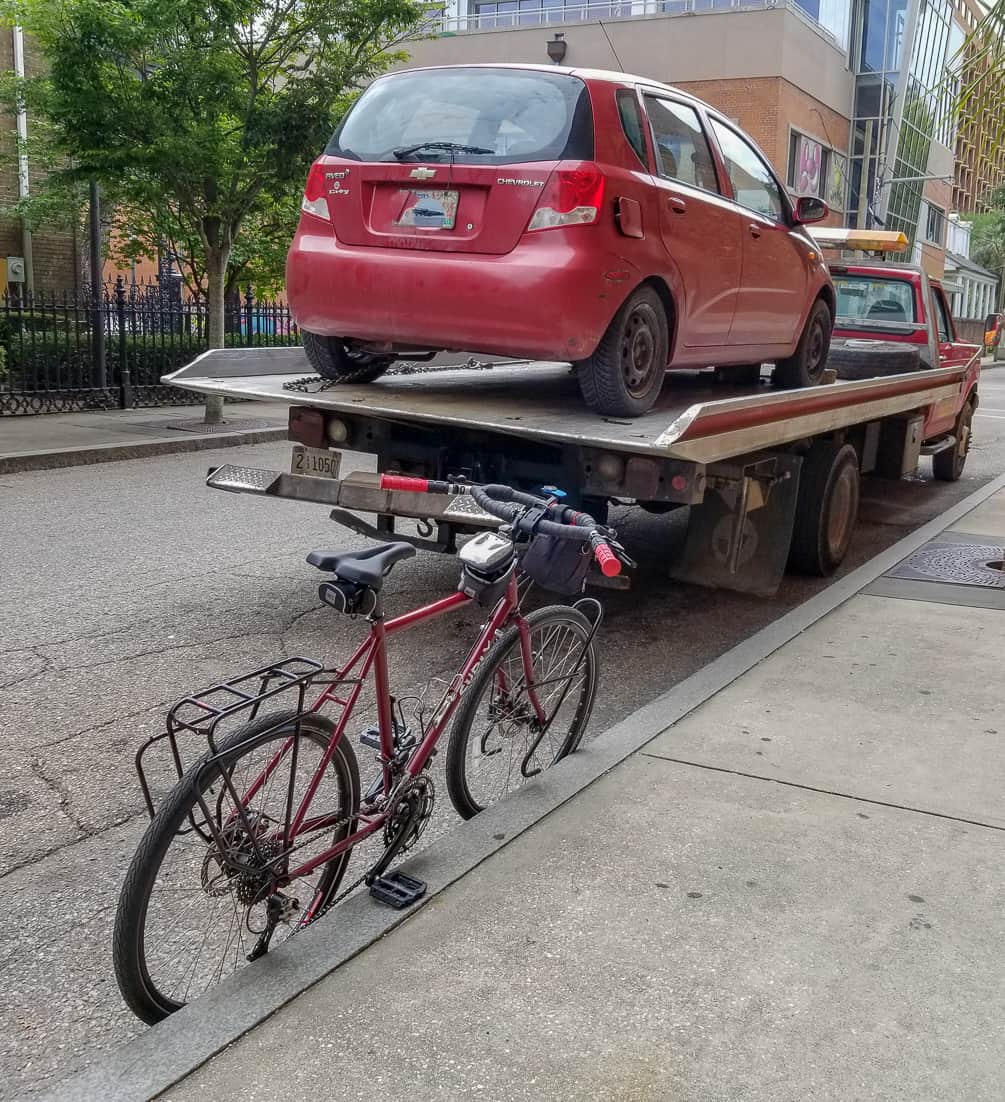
378 474 625 577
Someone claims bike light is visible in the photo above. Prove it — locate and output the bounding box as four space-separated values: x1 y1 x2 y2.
326 417 350 445
527 165 605 232
301 162 330 221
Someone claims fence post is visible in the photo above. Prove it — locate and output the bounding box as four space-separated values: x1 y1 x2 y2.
116 276 133 409
244 284 254 346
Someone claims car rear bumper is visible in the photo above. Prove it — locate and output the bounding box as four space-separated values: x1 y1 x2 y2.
286 221 636 362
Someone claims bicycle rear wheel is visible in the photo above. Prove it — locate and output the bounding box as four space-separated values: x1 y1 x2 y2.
446 605 598 819
114 710 360 1024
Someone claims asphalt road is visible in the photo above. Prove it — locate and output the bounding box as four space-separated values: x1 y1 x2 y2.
3 367 1005 1098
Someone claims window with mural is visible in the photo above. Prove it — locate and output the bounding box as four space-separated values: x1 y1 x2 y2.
787 131 844 212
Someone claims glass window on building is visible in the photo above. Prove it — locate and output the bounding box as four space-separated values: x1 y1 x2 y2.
924 202 945 245
788 132 831 200
857 0 908 73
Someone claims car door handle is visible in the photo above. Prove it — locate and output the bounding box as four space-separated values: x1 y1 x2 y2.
668 197 687 214
748 222 762 238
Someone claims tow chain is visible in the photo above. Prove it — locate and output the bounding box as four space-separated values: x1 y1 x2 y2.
282 356 512 394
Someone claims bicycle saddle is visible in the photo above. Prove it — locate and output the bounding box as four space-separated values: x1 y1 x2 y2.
306 543 415 591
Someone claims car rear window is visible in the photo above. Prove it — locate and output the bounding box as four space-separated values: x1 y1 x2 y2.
327 68 594 165
833 275 918 323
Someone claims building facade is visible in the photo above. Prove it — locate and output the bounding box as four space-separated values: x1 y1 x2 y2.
409 0 1005 277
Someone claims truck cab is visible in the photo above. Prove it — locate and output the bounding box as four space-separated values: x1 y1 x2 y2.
812 228 980 465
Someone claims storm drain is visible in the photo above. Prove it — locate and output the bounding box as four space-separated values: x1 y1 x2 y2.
888 539 1005 589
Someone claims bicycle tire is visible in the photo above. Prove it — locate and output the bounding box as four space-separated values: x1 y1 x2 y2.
114 710 360 1024
445 605 599 820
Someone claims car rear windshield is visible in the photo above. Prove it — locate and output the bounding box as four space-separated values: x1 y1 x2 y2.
327 68 594 165
833 275 918 323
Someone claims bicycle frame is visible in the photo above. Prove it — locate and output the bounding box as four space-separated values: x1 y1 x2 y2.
219 572 546 910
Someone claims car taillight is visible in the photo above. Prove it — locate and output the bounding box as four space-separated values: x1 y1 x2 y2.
526 165 605 232
301 162 329 220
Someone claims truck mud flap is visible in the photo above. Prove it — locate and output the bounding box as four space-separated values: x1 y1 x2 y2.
670 453 801 597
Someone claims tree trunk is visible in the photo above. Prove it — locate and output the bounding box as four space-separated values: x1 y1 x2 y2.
203 243 230 424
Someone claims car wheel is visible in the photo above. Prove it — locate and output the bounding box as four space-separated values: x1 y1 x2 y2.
772 299 832 389
576 286 669 417
302 332 393 384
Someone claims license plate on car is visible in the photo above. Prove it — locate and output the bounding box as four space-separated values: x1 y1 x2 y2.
394 189 459 230
291 446 341 479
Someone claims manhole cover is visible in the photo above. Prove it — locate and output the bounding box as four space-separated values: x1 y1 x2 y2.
890 540 1005 588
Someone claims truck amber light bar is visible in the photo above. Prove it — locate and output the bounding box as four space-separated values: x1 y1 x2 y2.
809 228 909 253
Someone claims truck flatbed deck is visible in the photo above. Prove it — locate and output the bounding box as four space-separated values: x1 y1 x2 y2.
165 346 978 596
168 348 970 466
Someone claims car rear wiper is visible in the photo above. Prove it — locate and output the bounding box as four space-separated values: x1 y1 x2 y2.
392 141 495 161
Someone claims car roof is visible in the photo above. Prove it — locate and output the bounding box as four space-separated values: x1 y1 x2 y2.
388 63 724 121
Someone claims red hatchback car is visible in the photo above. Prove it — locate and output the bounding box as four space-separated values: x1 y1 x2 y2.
287 64 835 417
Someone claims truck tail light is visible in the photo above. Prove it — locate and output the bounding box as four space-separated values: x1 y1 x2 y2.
527 165 605 232
301 162 330 220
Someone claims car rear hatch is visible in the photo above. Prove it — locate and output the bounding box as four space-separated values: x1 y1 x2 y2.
319 66 594 255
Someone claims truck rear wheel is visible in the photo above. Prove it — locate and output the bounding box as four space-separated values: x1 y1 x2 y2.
772 300 832 390
575 286 668 417
789 441 859 575
303 332 392 384
932 402 973 482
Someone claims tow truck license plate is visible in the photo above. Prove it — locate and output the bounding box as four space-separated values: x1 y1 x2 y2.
291 446 341 479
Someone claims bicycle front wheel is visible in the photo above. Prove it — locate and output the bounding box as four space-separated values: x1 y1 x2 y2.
114 710 360 1024
446 605 599 819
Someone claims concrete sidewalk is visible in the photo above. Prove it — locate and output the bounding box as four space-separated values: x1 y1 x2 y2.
49 486 1003 1101
0 401 291 473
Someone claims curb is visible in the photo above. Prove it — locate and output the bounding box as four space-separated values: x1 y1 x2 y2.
46 469 1005 1102
0 427 288 474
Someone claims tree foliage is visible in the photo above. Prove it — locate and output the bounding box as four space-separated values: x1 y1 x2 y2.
0 0 425 342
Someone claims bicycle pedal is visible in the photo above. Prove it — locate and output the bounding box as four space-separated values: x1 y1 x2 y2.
359 726 381 751
369 871 427 910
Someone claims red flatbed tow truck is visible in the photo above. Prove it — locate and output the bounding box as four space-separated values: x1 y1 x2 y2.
164 230 980 597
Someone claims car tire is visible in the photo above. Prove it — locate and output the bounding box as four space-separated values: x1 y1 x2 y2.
788 441 860 576
829 341 925 379
772 299 832 389
932 401 974 482
575 286 669 417
303 332 393 384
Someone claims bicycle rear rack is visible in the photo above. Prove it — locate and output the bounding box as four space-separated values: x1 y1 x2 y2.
135 656 343 820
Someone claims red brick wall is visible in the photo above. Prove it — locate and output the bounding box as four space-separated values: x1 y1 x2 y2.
0 29 83 292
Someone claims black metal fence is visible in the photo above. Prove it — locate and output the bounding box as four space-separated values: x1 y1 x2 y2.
0 278 299 415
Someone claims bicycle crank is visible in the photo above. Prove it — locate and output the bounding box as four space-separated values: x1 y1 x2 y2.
365 774 435 886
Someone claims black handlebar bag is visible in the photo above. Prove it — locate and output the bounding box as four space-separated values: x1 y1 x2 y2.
521 533 592 595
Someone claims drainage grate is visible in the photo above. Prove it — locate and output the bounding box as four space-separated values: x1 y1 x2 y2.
889 539 1005 588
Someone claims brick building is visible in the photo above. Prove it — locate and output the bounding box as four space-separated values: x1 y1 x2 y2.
0 27 83 292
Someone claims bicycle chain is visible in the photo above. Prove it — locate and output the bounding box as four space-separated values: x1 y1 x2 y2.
282 357 498 394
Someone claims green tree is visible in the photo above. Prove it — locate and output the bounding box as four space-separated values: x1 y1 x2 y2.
1 0 424 419
970 191 1005 312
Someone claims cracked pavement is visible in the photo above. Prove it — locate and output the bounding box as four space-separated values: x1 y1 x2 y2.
3 393 1005 1098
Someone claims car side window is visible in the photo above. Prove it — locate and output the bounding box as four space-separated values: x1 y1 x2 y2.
931 288 952 342
709 119 784 221
643 96 719 194
617 90 649 170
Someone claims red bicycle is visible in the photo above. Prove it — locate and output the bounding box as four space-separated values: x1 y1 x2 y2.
113 478 630 1023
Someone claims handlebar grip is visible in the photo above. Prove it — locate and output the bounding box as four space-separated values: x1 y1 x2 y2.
592 540 621 578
